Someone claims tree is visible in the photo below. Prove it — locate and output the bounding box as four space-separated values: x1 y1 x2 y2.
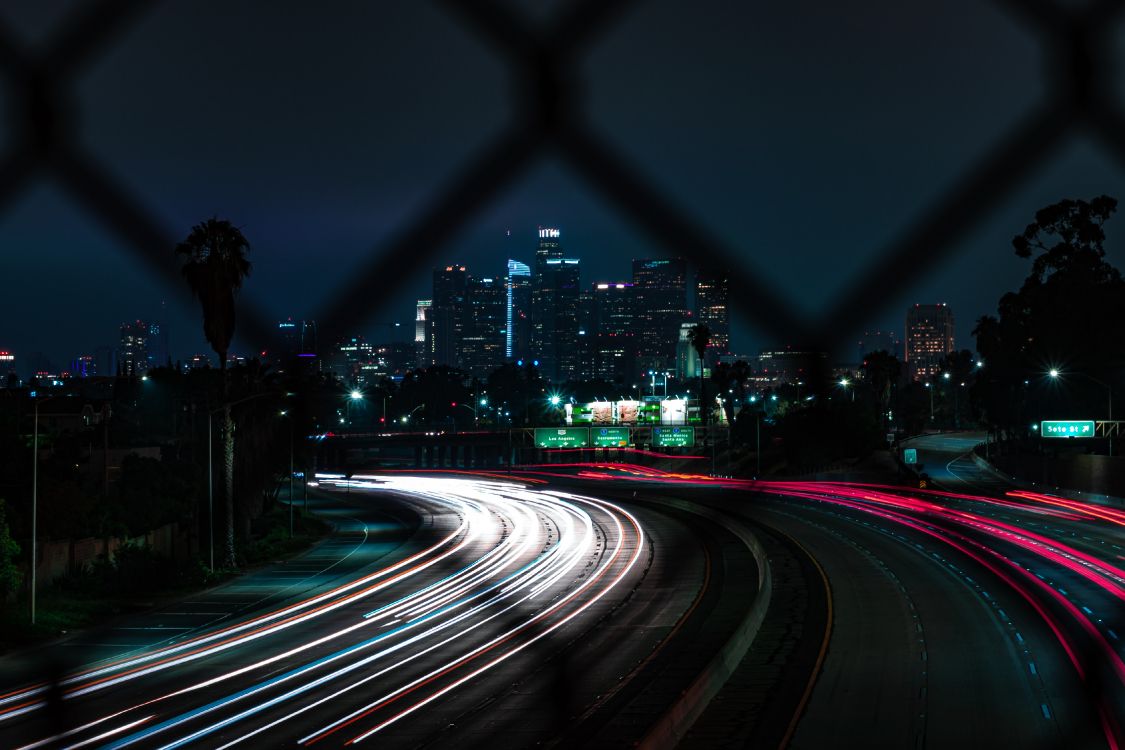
688 324 711 426
0 499 21 600
975 196 1125 437
861 350 901 431
176 218 252 568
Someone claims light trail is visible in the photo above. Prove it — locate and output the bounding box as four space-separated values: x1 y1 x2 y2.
3 476 645 750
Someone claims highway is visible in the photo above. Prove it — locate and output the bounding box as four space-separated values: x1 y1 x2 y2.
0 473 769 749
515 456 1125 749
7 451 1125 748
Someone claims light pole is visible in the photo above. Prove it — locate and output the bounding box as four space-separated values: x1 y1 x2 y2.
924 382 934 423
1048 369 1114 455
839 378 854 403
279 411 294 537
30 393 56 625
346 390 363 427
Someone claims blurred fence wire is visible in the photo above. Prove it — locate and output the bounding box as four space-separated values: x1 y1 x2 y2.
3 0 1125 351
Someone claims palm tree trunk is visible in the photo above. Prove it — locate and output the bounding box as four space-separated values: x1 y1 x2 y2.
220 356 236 568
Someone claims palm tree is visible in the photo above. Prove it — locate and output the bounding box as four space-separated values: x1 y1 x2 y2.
688 324 711 426
176 218 252 568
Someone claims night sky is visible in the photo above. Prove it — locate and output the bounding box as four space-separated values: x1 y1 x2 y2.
3 0 1125 373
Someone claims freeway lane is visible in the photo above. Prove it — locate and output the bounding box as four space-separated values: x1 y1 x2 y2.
515 463 1125 747
0 476 672 749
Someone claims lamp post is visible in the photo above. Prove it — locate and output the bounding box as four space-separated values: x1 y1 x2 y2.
279 411 294 537
924 382 934 423
30 393 56 625
346 389 363 427
839 378 854 403
1048 369 1114 455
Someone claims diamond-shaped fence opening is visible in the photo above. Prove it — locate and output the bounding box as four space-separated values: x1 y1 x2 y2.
3 0 1125 359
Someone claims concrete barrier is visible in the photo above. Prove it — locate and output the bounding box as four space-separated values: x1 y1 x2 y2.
633 495 773 750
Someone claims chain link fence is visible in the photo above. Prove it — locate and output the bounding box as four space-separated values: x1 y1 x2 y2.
3 0 1125 356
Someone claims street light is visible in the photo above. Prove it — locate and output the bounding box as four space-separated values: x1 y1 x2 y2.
30 393 57 625
924 382 934 422
1048 369 1114 454
279 410 294 538
838 377 854 403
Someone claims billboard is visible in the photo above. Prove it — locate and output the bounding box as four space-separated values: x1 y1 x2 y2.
534 427 590 448
616 400 640 423
591 401 613 424
592 427 631 447
660 399 687 425
653 426 695 447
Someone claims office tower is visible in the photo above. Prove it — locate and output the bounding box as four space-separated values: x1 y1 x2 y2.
905 304 954 381
589 282 636 383
146 301 169 370
119 320 149 376
632 258 688 371
462 276 507 377
530 228 580 382
858 330 901 361
276 319 300 361
431 265 467 368
415 299 432 367
333 335 375 387
506 260 531 361
676 323 700 380
93 346 115 378
695 268 730 364
0 350 14 386
71 355 96 377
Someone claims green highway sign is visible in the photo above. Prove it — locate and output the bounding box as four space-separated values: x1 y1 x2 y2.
592 427 631 447
534 427 589 448
1041 420 1096 438
653 426 695 448
903 448 917 465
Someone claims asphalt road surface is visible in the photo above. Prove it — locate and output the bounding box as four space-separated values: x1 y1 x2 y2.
0 473 761 749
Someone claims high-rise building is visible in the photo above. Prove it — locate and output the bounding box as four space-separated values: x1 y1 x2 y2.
462 276 507 377
676 323 701 380
415 299 432 368
632 258 688 371
146 302 169 369
70 355 96 378
119 320 149 376
695 268 730 364
431 265 467 368
530 228 580 382
93 346 115 378
589 282 636 383
272 318 318 371
905 304 954 381
506 260 531 361
0 350 15 386
332 335 375 387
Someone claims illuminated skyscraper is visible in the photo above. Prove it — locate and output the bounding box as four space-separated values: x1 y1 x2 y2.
415 299 432 367
119 320 149 376
463 276 507 377
431 265 467 368
632 258 688 371
695 268 729 364
589 282 636 382
506 259 531 360
905 304 954 381
530 228 580 382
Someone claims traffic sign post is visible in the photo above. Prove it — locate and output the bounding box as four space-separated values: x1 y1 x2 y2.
903 448 917 465
534 427 590 448
653 426 695 448
592 427 630 447
1040 420 1096 438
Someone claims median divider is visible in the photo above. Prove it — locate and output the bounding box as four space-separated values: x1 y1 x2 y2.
629 495 773 750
